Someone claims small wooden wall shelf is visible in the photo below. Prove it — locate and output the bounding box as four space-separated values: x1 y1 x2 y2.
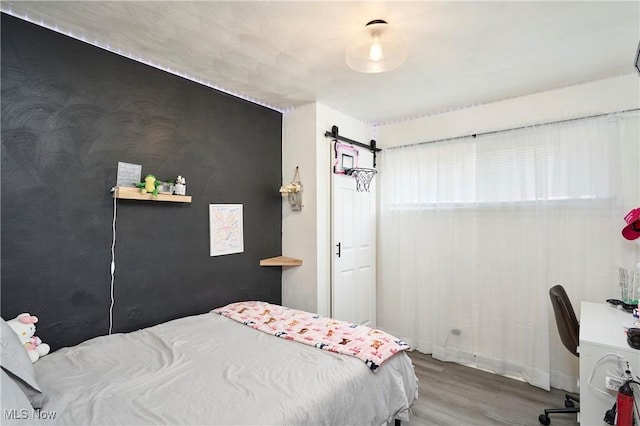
259 256 302 267
112 186 192 203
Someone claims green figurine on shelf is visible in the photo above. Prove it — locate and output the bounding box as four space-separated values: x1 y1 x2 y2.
136 174 162 198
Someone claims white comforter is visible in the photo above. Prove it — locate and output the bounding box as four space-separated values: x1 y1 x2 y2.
35 312 418 425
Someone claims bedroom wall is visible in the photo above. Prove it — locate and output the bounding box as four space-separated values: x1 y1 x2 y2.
1 14 283 350
281 102 372 317
281 103 318 314
375 74 640 148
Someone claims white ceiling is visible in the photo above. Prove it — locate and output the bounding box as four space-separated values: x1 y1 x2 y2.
3 1 639 124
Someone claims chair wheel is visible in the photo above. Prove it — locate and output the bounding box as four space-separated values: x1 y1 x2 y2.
539 414 551 425
564 399 575 408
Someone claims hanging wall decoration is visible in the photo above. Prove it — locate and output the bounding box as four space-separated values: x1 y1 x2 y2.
280 166 303 211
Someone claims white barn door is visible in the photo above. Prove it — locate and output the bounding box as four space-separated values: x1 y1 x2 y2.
331 144 376 327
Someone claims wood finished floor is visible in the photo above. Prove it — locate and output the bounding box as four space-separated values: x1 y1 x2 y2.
406 351 580 426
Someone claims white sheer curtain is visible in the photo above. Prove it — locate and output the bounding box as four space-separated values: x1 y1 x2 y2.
377 111 639 391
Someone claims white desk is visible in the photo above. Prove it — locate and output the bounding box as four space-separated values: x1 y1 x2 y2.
579 302 640 425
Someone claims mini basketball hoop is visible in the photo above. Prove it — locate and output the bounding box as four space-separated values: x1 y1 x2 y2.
347 168 377 192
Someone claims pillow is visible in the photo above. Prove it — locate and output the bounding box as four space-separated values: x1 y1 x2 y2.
0 370 45 425
1 318 43 408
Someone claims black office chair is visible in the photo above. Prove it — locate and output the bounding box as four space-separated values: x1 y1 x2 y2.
539 285 580 425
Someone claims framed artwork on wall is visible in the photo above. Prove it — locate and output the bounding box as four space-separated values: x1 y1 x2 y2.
209 204 244 256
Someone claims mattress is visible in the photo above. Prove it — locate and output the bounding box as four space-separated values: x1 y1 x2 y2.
34 311 418 425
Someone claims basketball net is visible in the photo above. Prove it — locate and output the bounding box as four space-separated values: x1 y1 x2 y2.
347 168 377 192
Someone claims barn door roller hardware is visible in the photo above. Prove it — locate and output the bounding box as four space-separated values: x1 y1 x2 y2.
324 125 382 167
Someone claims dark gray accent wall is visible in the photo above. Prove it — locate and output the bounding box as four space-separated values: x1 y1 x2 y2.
1 14 283 350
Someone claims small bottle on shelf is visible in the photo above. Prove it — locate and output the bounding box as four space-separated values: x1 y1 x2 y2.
174 175 186 196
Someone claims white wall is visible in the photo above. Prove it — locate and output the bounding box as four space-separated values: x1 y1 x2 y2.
281 103 318 314
282 102 372 316
375 74 640 148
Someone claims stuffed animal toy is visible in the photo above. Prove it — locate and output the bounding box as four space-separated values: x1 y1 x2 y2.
136 174 161 198
7 313 50 363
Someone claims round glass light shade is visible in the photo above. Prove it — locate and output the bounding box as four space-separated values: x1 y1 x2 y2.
346 20 407 73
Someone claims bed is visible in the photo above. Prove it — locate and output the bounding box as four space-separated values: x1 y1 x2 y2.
1 301 418 425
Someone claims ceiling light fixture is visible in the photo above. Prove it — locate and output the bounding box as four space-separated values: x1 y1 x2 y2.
346 19 407 74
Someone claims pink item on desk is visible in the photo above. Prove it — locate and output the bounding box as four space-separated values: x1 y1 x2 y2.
622 208 640 240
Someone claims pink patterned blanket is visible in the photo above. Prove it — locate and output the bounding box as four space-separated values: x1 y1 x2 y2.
212 301 410 372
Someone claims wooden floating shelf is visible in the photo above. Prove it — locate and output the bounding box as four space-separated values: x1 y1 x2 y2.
112 186 192 203
259 256 303 267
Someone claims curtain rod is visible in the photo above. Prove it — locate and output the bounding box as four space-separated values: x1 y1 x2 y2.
388 108 640 149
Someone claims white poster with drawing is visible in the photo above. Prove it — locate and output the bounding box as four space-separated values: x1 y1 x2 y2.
209 204 244 256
